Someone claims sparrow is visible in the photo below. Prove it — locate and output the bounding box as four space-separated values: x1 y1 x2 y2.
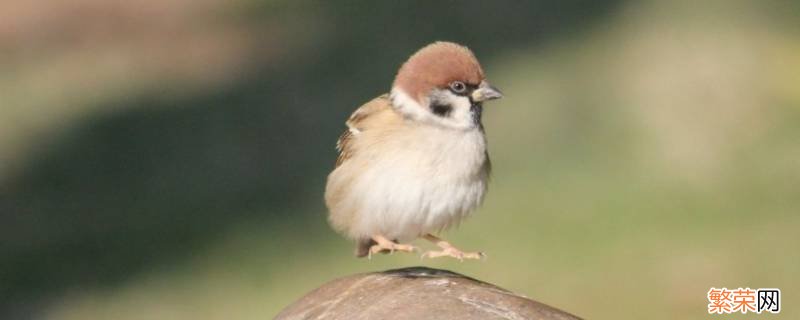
324 41 502 260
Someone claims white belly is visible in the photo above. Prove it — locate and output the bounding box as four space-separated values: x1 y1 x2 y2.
333 127 489 241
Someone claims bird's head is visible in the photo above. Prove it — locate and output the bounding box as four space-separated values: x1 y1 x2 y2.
391 41 502 130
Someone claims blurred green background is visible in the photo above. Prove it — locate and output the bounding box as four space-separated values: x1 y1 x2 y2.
1 0 798 319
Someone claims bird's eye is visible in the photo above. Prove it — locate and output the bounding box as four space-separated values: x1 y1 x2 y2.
449 81 466 93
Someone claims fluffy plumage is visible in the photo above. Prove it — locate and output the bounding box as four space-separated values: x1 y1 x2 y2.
325 42 501 258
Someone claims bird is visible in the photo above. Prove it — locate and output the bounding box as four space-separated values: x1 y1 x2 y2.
324 41 502 260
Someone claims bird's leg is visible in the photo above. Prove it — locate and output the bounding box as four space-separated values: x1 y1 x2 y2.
420 234 485 261
367 235 417 259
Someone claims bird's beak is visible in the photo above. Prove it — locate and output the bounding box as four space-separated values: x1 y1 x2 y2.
471 81 503 102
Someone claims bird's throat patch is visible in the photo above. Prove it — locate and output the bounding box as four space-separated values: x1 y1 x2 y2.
471 103 483 124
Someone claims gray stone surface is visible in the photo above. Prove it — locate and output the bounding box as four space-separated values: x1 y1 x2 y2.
275 266 582 320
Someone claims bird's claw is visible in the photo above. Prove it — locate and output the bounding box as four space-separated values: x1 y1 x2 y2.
420 247 485 261
367 242 417 259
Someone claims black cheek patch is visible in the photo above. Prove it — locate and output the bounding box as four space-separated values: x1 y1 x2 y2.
431 103 452 117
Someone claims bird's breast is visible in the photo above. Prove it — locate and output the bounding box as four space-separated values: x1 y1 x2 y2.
341 126 489 239
376 126 488 180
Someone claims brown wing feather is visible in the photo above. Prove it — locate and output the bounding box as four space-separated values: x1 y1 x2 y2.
334 130 353 168
333 94 391 168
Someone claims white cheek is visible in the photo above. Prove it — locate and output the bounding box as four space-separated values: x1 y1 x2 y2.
390 87 477 130
446 94 474 127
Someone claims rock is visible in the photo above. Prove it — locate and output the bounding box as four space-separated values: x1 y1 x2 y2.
275 266 581 320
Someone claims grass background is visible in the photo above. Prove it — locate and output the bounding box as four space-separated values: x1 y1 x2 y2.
1 1 798 319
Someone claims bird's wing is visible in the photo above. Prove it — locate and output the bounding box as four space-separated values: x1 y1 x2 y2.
335 94 392 168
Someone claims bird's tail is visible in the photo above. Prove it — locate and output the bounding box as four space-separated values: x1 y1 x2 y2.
355 239 376 258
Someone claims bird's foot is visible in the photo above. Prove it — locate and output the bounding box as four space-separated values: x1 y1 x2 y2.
421 247 485 261
367 237 417 259
420 234 485 261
